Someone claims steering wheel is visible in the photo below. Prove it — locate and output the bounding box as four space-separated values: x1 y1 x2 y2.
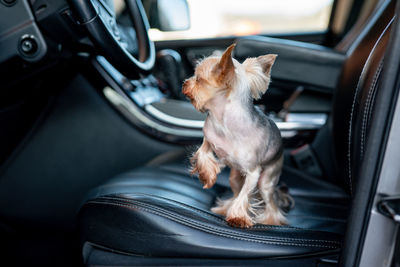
69 0 155 79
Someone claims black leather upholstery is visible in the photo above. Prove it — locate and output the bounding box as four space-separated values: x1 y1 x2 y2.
235 36 345 91
80 164 346 258
79 4 393 263
332 0 395 191
348 18 393 191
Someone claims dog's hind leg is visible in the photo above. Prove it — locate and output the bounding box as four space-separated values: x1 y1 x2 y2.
212 168 244 216
226 166 261 228
255 155 287 225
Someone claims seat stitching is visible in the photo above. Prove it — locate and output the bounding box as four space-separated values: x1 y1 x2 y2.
367 79 379 127
125 199 341 244
93 197 328 243
88 197 341 245
86 200 340 249
110 192 346 228
100 193 303 230
348 91 361 195
101 193 301 230
347 52 375 196
347 20 392 196
360 59 384 157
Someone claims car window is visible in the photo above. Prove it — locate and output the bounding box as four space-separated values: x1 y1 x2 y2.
149 0 334 41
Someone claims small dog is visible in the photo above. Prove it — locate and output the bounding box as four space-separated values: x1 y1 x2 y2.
182 44 291 228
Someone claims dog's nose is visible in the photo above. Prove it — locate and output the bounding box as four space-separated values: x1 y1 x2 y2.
182 80 191 97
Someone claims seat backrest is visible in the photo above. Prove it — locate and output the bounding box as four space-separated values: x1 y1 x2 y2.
331 0 395 193
347 18 393 194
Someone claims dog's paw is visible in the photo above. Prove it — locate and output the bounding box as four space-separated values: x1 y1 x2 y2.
202 179 216 189
211 198 233 216
226 216 253 228
198 172 216 189
211 206 226 216
190 149 220 189
198 165 218 189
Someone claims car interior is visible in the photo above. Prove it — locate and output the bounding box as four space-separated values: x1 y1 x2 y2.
1 0 400 266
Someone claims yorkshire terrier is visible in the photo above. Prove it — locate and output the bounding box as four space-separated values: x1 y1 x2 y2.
182 44 292 228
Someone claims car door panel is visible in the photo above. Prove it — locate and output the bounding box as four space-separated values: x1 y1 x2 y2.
154 35 344 116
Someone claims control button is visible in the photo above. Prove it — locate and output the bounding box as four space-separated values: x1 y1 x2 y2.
108 19 120 40
21 39 34 53
19 35 39 56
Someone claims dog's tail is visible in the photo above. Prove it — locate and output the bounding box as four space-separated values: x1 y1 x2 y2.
274 183 295 213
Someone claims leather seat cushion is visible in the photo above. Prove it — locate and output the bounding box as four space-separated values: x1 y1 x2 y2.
79 164 348 258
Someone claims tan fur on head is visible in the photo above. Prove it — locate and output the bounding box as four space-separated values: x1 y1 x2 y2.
182 44 237 111
182 77 213 112
243 54 277 100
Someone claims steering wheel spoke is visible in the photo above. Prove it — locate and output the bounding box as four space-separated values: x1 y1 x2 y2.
69 0 155 78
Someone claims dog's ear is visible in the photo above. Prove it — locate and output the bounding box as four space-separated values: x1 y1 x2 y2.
243 54 277 99
213 44 236 86
256 54 277 77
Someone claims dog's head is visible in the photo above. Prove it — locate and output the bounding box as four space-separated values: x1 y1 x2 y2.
182 44 276 111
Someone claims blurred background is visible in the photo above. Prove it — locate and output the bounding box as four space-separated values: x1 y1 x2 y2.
147 0 333 40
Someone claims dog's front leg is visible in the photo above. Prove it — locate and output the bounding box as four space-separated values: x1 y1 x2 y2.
211 168 244 216
226 167 261 228
190 138 221 189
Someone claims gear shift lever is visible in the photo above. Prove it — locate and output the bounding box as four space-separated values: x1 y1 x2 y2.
156 49 185 99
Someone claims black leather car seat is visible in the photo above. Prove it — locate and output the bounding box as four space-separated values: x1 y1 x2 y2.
332 0 395 192
78 10 394 267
